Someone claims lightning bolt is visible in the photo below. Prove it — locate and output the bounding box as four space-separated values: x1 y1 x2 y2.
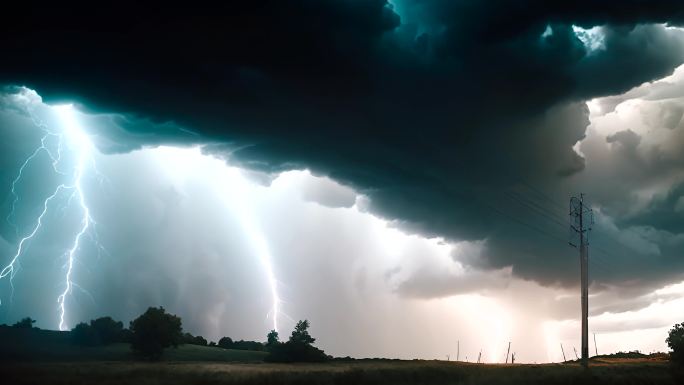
242 219 281 332
220 163 283 332
155 146 285 332
1 97 97 331
6 117 63 234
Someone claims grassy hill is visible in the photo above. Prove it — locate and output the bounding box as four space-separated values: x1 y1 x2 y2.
0 327 267 362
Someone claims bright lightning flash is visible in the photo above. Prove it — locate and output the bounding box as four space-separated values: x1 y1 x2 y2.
1 101 97 331
154 147 284 332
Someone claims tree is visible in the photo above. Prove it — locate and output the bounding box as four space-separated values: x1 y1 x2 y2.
12 317 36 329
218 336 234 349
72 322 100 346
129 307 183 360
90 316 124 344
266 330 279 349
265 320 328 362
667 322 684 364
217 336 265 351
182 332 208 346
290 320 315 345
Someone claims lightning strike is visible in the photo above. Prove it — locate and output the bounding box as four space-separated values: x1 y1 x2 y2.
6 124 63 233
242 220 282 332
154 146 284 332
1 95 98 331
217 162 283 332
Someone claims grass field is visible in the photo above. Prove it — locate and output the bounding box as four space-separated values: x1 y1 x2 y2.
0 327 268 362
0 341 267 362
3 359 684 385
2 328 682 384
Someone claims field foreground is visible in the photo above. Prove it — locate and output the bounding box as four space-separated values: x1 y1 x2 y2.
3 359 684 385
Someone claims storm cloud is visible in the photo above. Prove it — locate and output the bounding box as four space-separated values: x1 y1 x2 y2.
2 2 684 354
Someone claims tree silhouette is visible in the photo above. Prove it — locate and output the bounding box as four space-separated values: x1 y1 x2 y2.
90 316 124 344
182 333 208 346
72 322 100 346
265 320 327 362
218 336 234 349
267 329 279 349
12 317 36 329
129 307 182 360
289 320 315 345
667 322 684 364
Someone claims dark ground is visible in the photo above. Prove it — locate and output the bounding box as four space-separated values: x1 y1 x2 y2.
2 359 683 385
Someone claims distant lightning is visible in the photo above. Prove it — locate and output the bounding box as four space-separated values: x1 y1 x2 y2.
242 219 281 332
217 162 283 332
218 163 283 332
1 96 97 331
154 146 284 332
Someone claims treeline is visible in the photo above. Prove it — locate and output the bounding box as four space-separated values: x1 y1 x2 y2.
3 307 328 362
179 334 265 351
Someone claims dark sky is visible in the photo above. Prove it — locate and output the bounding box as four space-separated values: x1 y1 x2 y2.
1 1 684 361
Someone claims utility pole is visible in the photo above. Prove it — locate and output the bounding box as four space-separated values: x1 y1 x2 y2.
477 350 482 363
573 347 579 360
560 343 567 362
457 340 460 362
570 194 593 368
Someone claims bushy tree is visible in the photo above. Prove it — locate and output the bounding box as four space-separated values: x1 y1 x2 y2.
667 322 684 364
129 307 182 360
217 336 265 351
182 332 208 346
90 316 124 344
265 320 328 362
290 320 315 345
72 322 100 346
266 330 279 349
218 336 234 349
70 316 127 346
12 317 36 329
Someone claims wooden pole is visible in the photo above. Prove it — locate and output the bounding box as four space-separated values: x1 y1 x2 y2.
560 343 567 362
505 342 511 363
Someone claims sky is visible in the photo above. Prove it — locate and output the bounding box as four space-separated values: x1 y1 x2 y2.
1 1 684 363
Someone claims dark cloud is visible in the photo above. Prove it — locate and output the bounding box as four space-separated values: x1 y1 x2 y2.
2 1 684 290
624 182 684 234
